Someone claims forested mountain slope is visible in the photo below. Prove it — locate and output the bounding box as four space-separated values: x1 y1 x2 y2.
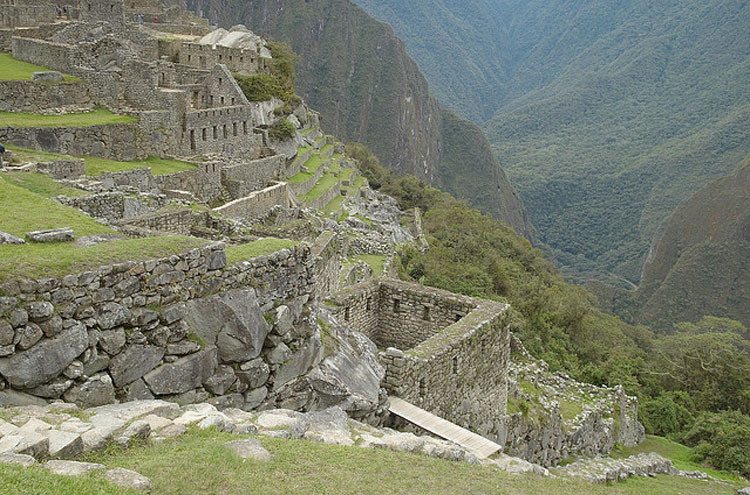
354 0 750 285
632 158 750 332
177 0 533 238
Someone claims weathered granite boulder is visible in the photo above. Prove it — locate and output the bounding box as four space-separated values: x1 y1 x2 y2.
224 438 271 461
0 323 88 388
0 231 25 245
45 460 105 476
63 374 115 408
104 467 152 492
143 346 218 395
25 228 74 243
31 71 63 82
182 289 269 363
108 344 164 388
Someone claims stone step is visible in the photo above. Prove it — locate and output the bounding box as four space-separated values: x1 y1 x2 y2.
555 452 678 483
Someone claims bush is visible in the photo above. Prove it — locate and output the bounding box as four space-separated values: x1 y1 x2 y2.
268 119 296 141
679 410 750 477
640 392 695 437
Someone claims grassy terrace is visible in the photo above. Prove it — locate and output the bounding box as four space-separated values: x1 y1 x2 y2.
0 176 206 279
5 144 196 176
611 436 744 482
302 153 325 173
320 143 334 154
0 108 137 128
0 428 742 495
0 52 79 82
84 156 196 176
353 254 386 276
2 172 86 198
322 195 346 214
302 173 338 202
225 238 300 265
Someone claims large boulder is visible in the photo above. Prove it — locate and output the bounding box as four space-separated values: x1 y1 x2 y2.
305 314 384 414
182 289 269 363
143 346 218 395
109 344 164 388
0 323 88 388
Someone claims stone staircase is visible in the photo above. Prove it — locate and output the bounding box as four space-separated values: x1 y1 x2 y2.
555 453 678 483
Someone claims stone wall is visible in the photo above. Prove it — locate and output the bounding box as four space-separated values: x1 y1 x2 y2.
0 242 319 411
291 162 325 197
94 168 158 192
11 36 78 75
117 207 196 235
311 231 341 299
183 105 260 157
36 159 86 179
306 181 341 211
327 279 510 447
56 191 168 222
0 80 92 114
0 122 155 161
213 182 289 221
221 155 286 198
176 41 267 76
154 162 222 202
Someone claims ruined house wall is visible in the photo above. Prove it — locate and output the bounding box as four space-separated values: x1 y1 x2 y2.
376 280 476 351
381 300 511 443
56 191 168 222
11 36 78 73
182 106 260 157
117 207 197 235
221 155 286 198
154 162 222 202
35 159 86 179
311 231 341 300
177 42 266 76
213 182 289 221
328 282 380 341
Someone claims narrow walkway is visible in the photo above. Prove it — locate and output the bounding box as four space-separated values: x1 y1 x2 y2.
388 396 502 459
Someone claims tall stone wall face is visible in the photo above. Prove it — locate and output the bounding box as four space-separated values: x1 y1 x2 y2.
0 123 152 161
177 41 267 76
154 162 222 202
221 155 286 197
95 168 158 193
183 106 261 157
0 242 321 410
213 182 289 222
117 207 197 235
36 159 86 179
0 80 93 113
306 181 341 211
311 231 341 300
11 36 78 74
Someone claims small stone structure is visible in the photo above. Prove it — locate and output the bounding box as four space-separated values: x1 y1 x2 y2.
326 279 511 445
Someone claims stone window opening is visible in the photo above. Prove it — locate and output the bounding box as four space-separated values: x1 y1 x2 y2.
243 121 247 135
393 298 400 313
452 355 459 374
345 306 350 321
212 126 217 139
220 96 225 105
455 313 462 322
202 128 206 141
223 124 227 138
209 95 213 106
233 122 237 136
218 77 222 85
190 129 195 150
422 305 430 321
231 97 235 105
366 297 372 311
187 54 191 62
419 377 426 397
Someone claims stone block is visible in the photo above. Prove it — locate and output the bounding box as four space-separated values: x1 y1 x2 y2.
31 71 63 82
143 346 218 395
25 228 74 243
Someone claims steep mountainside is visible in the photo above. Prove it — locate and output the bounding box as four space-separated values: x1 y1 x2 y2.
632 158 750 332
354 0 750 285
176 0 532 239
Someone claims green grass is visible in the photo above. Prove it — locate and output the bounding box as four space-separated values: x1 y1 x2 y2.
321 143 334 154
225 238 299 264
302 153 325 173
322 195 346 214
302 173 338 202
300 127 315 136
0 108 137 128
348 176 367 196
4 144 69 163
2 172 87 198
288 170 312 184
84 156 197 177
611 435 744 482
0 176 206 278
353 214 374 227
353 254 386 276
0 52 79 82
1 427 741 495
339 166 355 182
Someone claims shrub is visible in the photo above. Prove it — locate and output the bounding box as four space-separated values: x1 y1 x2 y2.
269 119 296 141
679 410 750 477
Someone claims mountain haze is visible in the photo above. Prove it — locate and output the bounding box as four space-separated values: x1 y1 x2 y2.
177 0 533 238
354 0 750 285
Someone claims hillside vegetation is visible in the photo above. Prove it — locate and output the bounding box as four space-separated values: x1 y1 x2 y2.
595 158 750 332
350 144 750 478
177 0 533 238
354 0 750 286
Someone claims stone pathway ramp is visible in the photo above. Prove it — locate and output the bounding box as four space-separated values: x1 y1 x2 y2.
388 397 502 459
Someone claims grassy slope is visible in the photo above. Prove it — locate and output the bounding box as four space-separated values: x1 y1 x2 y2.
84 156 197 176
0 109 137 127
0 52 79 82
0 428 742 495
2 171 87 198
0 176 206 279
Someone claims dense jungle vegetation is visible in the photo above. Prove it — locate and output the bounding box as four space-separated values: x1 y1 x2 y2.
347 143 750 478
